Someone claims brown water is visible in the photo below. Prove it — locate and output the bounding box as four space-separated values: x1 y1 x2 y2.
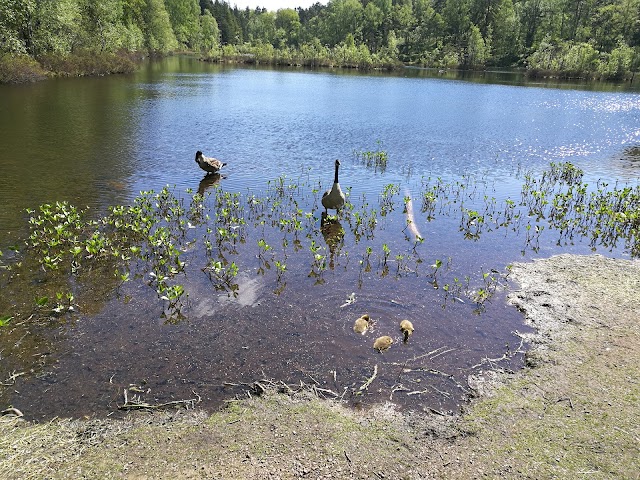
1 57 640 420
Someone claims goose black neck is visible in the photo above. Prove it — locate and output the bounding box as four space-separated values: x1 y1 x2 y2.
334 162 340 184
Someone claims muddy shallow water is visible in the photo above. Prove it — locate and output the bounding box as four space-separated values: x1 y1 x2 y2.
1 58 640 420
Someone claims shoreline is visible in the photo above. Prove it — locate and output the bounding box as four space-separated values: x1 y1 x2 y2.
2 253 639 478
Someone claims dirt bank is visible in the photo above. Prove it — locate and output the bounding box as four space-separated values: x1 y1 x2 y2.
1 254 639 479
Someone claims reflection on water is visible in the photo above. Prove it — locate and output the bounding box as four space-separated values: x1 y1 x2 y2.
1 57 640 420
197 173 223 196
321 213 345 271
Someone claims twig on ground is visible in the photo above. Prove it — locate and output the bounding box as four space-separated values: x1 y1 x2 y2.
1 371 26 386
359 365 378 391
118 388 200 411
557 397 574 409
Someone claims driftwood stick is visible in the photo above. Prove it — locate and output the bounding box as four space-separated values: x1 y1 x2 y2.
359 365 378 391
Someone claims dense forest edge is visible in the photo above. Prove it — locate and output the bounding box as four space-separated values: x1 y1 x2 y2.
2 0 640 83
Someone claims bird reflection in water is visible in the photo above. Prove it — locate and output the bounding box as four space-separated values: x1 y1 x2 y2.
321 212 345 270
197 173 224 196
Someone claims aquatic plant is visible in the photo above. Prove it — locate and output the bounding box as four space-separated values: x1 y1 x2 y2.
380 183 400 216
354 141 389 173
4 160 638 330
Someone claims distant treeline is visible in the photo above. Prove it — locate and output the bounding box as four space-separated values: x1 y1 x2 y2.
1 0 639 82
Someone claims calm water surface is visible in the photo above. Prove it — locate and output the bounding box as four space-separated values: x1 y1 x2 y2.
1 57 639 419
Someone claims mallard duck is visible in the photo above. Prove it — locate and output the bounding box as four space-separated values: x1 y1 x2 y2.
399 319 414 343
321 159 345 213
353 314 370 335
195 150 227 175
373 335 393 352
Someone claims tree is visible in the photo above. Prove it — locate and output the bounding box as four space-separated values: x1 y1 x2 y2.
516 0 546 50
165 0 202 49
78 0 127 52
466 23 488 67
392 2 415 55
247 11 276 45
321 0 364 46
362 2 384 51
0 0 37 54
31 0 82 55
143 0 178 53
489 0 520 64
407 0 445 60
199 9 220 53
443 0 471 46
275 8 301 47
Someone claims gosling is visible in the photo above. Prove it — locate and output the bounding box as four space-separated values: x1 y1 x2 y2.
373 336 393 352
400 319 414 343
353 314 370 335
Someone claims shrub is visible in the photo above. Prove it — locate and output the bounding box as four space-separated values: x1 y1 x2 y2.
0 54 47 84
37 50 136 77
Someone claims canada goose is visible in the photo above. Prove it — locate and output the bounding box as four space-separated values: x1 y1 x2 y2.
321 159 345 213
399 319 414 343
195 150 227 175
373 335 393 352
353 314 370 335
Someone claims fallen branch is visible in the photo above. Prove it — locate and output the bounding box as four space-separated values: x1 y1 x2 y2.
390 384 409 400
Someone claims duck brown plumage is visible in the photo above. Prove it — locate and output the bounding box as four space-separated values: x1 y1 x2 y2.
195 150 227 175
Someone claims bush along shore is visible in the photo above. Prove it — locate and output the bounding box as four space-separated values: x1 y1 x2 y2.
0 51 141 84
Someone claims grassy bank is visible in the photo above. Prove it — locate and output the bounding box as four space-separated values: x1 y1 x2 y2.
1 254 638 479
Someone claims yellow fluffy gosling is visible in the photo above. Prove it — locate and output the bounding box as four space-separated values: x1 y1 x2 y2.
373 336 393 352
400 319 414 343
353 314 370 335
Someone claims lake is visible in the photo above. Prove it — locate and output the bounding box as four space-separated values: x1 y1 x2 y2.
1 57 639 420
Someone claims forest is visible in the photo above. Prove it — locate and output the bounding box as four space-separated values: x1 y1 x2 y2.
1 0 639 81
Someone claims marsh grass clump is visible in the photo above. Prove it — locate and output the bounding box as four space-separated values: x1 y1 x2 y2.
354 142 388 173
380 184 400 217
541 161 584 185
13 187 201 321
